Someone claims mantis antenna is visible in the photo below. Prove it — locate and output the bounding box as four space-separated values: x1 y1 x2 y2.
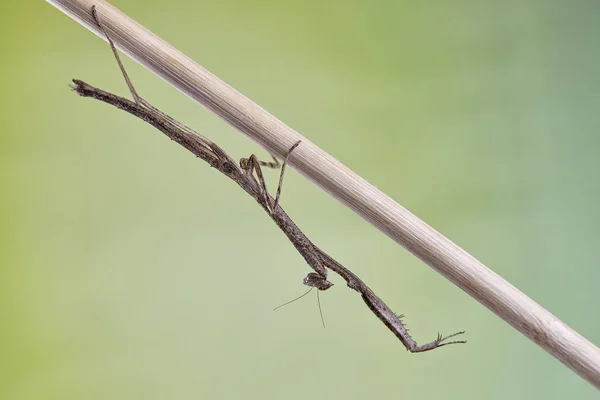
273 287 326 328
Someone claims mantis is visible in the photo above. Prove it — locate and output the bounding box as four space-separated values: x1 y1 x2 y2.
69 5 466 353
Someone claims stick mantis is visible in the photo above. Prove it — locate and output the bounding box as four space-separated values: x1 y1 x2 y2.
70 5 466 353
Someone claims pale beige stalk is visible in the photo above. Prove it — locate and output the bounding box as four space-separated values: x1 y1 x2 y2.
47 0 600 389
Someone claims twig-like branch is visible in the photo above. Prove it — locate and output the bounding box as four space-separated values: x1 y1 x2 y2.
48 0 600 387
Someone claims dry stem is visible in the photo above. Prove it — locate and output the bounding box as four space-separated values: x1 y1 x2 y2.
47 0 600 389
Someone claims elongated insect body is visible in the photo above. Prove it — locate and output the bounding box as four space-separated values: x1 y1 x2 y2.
71 5 466 353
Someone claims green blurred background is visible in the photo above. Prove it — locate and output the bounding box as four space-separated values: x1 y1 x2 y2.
2 0 600 398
